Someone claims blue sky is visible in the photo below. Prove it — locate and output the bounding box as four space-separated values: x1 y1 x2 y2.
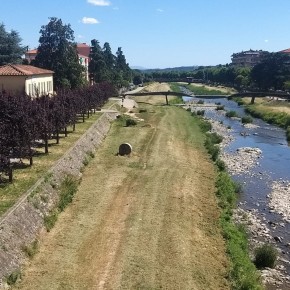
1 0 290 69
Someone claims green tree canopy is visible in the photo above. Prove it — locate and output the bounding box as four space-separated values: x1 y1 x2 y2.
0 23 25 65
34 17 85 90
89 39 107 83
115 47 131 87
250 52 290 90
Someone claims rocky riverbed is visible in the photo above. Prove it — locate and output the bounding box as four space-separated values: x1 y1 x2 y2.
188 103 290 288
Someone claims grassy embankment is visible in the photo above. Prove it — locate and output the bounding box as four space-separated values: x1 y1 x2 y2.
0 101 115 216
185 83 235 95
191 112 263 290
236 97 290 141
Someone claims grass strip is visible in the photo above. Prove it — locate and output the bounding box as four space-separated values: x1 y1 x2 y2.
191 112 263 290
245 105 290 141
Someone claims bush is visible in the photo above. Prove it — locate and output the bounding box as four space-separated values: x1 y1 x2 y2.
216 105 225 111
58 175 78 212
196 110 205 116
22 239 39 258
254 243 278 269
126 118 137 127
6 270 21 286
226 110 239 118
206 132 223 144
241 116 253 124
44 210 58 231
197 119 212 133
215 158 226 171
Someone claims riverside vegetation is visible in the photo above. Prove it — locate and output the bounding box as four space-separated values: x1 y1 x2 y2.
192 113 264 290
235 97 290 141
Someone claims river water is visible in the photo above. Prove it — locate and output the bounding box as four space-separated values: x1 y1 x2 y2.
183 95 290 289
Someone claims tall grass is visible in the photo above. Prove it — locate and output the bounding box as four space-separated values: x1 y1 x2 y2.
245 105 290 141
44 175 78 231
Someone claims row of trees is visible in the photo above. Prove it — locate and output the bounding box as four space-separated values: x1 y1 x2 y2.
1 18 132 90
0 82 117 181
143 52 290 92
89 39 131 87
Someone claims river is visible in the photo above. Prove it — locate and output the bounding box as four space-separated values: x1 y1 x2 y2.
183 94 290 289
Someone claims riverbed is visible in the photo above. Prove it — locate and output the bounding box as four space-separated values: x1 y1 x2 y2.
183 95 290 289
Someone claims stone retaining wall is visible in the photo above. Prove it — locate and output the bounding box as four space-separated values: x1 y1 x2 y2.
0 112 118 287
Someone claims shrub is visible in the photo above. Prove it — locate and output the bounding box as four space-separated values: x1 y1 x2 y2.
196 110 205 116
241 116 253 124
22 239 39 258
195 118 212 133
58 175 78 212
235 97 244 106
126 118 137 127
216 105 225 111
204 139 220 161
226 110 239 118
206 132 223 144
215 158 226 171
6 270 21 286
254 243 278 269
44 210 58 231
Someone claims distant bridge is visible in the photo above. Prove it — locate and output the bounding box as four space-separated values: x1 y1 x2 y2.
123 91 290 105
122 91 228 105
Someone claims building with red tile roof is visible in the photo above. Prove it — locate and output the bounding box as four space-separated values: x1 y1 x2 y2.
0 64 54 97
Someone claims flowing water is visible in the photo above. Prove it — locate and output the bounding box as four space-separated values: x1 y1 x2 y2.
183 94 290 288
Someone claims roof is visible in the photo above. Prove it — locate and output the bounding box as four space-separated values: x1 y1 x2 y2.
77 43 90 57
25 49 38 55
280 48 290 54
0 64 54 76
24 43 91 58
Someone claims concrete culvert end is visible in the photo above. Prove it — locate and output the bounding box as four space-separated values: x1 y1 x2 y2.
119 143 132 156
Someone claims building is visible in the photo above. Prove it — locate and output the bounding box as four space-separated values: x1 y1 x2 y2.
279 48 290 55
24 43 90 81
231 49 267 67
24 49 38 63
0 64 54 97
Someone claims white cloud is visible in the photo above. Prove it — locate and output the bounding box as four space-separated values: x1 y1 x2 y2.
264 39 269 43
87 0 111 6
82 17 99 24
157 8 164 12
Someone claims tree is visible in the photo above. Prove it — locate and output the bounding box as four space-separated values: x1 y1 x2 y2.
250 52 290 90
89 39 107 83
34 17 84 90
102 42 115 80
0 23 25 65
115 47 131 87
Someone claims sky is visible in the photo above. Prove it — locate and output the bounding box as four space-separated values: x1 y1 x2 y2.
1 0 290 69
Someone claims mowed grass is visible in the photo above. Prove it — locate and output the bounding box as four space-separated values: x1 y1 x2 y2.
15 102 230 290
0 111 103 216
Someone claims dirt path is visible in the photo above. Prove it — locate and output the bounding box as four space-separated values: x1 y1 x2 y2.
15 85 229 290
